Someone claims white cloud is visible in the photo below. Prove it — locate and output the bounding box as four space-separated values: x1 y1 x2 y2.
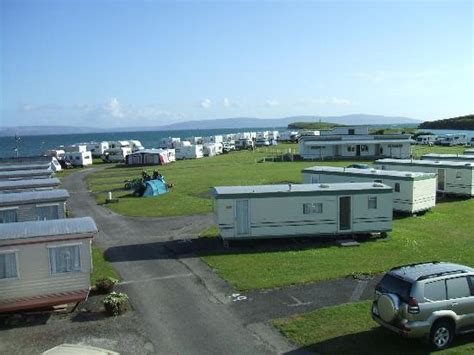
200 98 212 109
265 99 280 107
105 97 124 118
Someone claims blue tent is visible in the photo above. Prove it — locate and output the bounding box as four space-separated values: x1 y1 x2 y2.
142 179 168 197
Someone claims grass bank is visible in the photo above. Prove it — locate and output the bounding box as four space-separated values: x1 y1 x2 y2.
201 197 474 290
272 301 474 354
90 245 119 284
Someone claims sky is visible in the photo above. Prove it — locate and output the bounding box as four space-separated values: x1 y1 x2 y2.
1 0 473 128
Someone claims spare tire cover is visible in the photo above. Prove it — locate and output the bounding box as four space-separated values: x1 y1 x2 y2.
377 293 400 323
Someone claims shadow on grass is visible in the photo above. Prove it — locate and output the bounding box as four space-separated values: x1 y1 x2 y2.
103 234 384 263
283 327 474 355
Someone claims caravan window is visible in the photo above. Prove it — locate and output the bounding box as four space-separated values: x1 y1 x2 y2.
394 183 401 192
0 251 18 280
0 209 18 223
48 245 82 274
456 170 462 179
368 197 377 209
303 203 323 214
37 205 59 220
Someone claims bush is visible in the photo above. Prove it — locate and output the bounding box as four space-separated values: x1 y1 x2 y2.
103 292 129 316
95 277 118 294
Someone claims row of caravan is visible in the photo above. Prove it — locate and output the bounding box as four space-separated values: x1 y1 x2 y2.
213 155 474 241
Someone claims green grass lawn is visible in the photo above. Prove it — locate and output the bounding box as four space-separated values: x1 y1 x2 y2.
90 245 119 284
201 197 474 290
272 301 474 354
85 144 464 217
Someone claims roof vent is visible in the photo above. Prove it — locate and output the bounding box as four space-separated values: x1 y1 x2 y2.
465 163 471 167
370 169 377 173
319 184 330 188
373 183 384 187
405 173 413 177
434 161 440 164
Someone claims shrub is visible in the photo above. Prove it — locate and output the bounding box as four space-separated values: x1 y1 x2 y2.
103 292 129 316
95 277 118 294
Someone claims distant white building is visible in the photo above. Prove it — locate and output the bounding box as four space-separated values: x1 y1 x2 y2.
299 126 413 160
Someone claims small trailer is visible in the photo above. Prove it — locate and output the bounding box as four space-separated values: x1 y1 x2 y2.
175 144 204 159
421 153 474 163
102 147 132 162
302 166 436 214
64 151 93 167
415 135 437 145
375 159 474 197
0 169 53 181
86 141 109 157
0 217 97 313
0 178 61 193
0 189 69 223
212 182 393 240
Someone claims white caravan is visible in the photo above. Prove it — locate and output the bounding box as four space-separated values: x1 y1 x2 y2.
64 151 93 166
375 159 474 197
302 166 437 214
175 144 204 159
212 182 393 240
86 142 109 157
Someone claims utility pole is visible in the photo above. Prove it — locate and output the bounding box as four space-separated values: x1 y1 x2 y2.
14 135 21 158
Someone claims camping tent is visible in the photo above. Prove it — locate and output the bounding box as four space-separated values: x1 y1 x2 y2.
142 179 169 197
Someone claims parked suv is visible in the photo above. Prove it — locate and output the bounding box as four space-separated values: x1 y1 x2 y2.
372 261 474 349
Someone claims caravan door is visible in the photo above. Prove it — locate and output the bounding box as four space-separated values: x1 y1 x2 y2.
437 169 446 191
339 196 352 232
235 200 250 237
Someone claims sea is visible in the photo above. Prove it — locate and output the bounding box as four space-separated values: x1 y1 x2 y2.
1 127 473 159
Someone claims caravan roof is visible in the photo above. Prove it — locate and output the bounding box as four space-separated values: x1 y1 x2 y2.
0 163 51 172
0 169 53 180
0 189 69 206
0 178 61 192
302 166 436 181
212 182 391 199
376 158 474 169
0 217 97 242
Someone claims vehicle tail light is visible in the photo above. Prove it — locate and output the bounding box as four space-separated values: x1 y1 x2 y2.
408 297 420 314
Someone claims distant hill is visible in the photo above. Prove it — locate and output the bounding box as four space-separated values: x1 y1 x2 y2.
0 113 420 137
419 114 474 130
0 125 107 137
153 114 420 130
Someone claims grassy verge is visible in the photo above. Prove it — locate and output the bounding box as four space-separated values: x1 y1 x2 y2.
272 301 474 354
201 198 474 290
91 245 119 284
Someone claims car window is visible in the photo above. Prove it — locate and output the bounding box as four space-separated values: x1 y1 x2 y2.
424 280 446 301
469 276 474 295
447 277 471 299
377 274 412 301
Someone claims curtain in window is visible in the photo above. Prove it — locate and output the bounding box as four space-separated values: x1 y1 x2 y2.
0 209 18 223
37 205 59 220
0 253 17 279
49 246 81 273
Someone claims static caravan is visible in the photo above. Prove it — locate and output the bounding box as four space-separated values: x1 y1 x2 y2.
212 182 393 240
102 147 132 163
45 149 65 161
203 135 223 144
65 144 88 153
128 140 144 152
86 142 109 157
0 217 97 313
159 137 181 149
64 151 93 167
0 169 53 181
175 144 204 160
0 189 69 223
375 159 474 197
0 158 61 173
421 153 474 163
438 134 469 146
0 178 61 193
465 149 474 155
415 135 437 145
125 149 175 166
203 143 220 157
302 166 436 214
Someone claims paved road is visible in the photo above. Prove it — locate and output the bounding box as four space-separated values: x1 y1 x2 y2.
64 168 380 354
64 169 286 354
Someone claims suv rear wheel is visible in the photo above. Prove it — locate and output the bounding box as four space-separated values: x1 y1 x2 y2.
430 320 454 350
